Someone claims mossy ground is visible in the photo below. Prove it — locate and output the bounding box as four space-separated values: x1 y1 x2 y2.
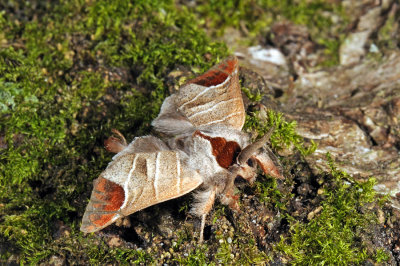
0 0 393 264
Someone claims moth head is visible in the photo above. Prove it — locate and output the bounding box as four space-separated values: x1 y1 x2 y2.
235 128 284 180
231 134 270 183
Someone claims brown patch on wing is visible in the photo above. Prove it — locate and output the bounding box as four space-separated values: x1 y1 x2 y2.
188 69 228 87
90 213 116 227
93 177 125 211
194 131 241 169
81 177 126 232
187 56 237 87
216 56 237 74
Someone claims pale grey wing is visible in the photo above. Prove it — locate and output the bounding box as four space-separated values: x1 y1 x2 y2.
152 56 245 135
116 150 203 216
81 149 203 233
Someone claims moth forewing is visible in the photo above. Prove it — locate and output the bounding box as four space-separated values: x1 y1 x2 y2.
81 138 203 233
120 150 203 216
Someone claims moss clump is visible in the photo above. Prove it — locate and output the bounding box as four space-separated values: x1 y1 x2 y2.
244 108 317 156
375 248 391 263
242 84 316 156
276 154 388 264
193 0 342 36
173 245 209 265
85 0 228 113
377 12 399 51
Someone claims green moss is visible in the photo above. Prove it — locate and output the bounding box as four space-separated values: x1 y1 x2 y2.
85 0 228 114
193 0 339 35
241 87 262 102
255 177 288 211
214 234 269 265
375 248 390 263
215 234 234 264
242 84 316 155
276 153 383 265
174 245 209 265
377 13 399 51
244 108 317 156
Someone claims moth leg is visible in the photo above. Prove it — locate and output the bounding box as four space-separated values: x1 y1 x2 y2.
219 186 240 211
104 129 128 153
235 163 258 184
200 214 206 243
191 188 216 243
219 175 240 212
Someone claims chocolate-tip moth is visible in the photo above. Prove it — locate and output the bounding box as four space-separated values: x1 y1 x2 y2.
80 56 283 242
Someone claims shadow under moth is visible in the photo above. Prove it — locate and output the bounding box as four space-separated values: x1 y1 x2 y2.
80 56 283 242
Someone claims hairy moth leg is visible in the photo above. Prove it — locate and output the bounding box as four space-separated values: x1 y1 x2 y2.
190 188 216 243
200 214 207 244
104 129 127 153
219 184 240 211
218 165 249 212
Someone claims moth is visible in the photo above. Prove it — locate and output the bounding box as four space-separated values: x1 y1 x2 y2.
80 56 283 242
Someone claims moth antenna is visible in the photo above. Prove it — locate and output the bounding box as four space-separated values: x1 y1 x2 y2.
238 126 275 165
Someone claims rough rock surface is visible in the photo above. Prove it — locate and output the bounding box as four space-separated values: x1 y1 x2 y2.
282 52 400 202
237 17 400 207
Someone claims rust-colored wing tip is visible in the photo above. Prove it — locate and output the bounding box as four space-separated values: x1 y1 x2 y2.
80 177 125 233
186 56 238 87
